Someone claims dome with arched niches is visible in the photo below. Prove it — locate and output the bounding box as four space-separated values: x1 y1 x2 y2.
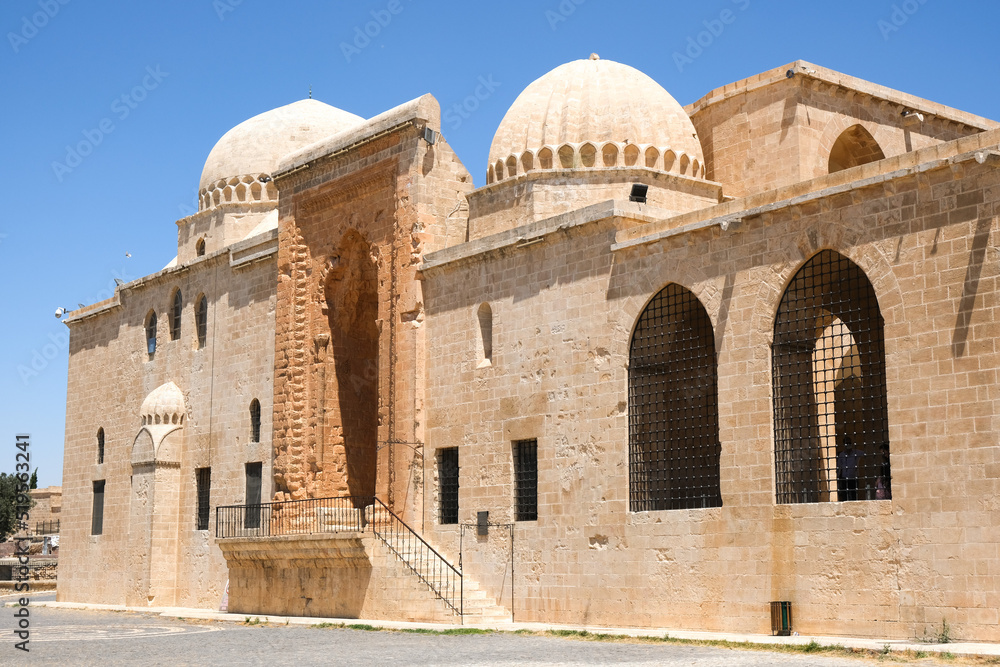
487 55 705 184
140 381 186 426
198 99 365 210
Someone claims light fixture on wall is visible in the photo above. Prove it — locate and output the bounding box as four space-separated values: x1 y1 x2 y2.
422 127 438 145
629 184 648 204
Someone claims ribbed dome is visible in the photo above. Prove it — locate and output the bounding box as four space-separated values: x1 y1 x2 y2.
488 56 705 183
140 382 186 426
199 99 364 198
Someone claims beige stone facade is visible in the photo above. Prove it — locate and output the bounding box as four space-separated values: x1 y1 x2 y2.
60 58 1000 640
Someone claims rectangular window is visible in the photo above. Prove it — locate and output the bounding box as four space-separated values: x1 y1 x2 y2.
91 480 105 535
245 462 262 529
513 439 538 521
438 448 459 525
196 467 211 530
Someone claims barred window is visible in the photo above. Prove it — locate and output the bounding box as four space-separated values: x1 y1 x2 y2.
170 289 182 341
196 467 211 530
438 448 459 525
513 439 538 521
772 250 890 504
91 480 105 535
97 427 105 465
196 295 208 349
145 311 157 356
249 399 261 443
629 284 722 511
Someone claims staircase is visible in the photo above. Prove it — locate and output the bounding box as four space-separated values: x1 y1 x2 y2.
366 499 510 624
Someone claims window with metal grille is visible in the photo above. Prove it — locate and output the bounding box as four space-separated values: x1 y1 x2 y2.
513 439 538 521
145 311 157 356
244 462 262 529
772 250 890 504
196 295 208 348
91 480 105 535
438 448 459 524
196 467 211 530
249 399 261 443
97 427 105 464
170 289 182 341
629 283 722 512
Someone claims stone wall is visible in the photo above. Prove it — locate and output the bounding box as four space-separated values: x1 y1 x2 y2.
58 233 277 609
421 129 1000 640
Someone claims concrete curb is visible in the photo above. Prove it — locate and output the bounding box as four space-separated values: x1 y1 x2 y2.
28 600 1000 658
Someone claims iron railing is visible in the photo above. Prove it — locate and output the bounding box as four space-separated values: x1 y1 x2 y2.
215 495 368 538
34 520 59 535
368 496 463 616
215 495 463 616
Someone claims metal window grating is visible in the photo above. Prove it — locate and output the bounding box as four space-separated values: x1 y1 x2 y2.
772 250 891 504
438 448 459 525
244 462 262 529
629 284 723 511
196 296 208 348
513 439 538 521
97 427 104 465
250 399 261 443
171 289 182 341
196 467 211 530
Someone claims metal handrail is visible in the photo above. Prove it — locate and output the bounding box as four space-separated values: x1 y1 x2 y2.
215 495 369 538
368 496 463 616
214 494 463 616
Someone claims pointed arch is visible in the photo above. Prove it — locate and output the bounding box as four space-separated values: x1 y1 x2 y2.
772 250 890 504
170 288 182 341
629 283 722 511
195 294 208 349
828 124 885 173
145 310 157 356
477 302 493 366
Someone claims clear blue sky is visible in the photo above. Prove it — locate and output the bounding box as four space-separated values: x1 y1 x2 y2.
2 0 997 488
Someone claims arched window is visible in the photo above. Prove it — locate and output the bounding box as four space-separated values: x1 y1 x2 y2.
195 295 208 349
629 284 722 511
196 238 206 256
772 250 890 504
249 399 261 443
97 427 105 464
828 125 885 173
477 303 493 365
170 289 182 341
145 311 157 356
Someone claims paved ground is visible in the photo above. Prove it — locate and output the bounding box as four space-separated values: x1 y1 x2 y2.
0 592 967 666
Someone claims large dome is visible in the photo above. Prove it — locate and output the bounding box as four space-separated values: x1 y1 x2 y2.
198 99 364 209
487 55 705 183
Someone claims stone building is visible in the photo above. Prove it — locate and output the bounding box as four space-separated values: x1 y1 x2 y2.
60 56 1000 640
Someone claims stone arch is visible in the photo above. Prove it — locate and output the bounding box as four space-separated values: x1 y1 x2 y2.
558 144 575 169
814 118 893 179
487 164 495 184
828 124 886 173
476 302 493 366
624 144 640 167
505 155 517 178
602 143 619 167
644 147 660 169
663 150 677 173
580 143 597 167
495 159 505 181
521 151 534 172
537 147 553 170
322 229 381 499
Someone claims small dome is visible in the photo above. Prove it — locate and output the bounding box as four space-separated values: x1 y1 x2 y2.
488 57 705 182
140 381 186 426
199 99 364 196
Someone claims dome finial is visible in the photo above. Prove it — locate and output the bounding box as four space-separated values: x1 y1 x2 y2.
589 53 600 60
308 85 312 99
